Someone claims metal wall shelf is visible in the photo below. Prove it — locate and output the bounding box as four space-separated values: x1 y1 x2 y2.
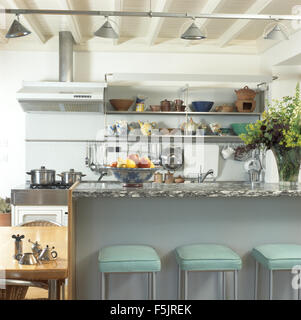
25 136 243 143
103 135 243 143
105 111 261 116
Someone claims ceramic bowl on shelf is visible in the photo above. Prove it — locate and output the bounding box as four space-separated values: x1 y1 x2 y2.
220 128 234 136
191 101 214 112
215 105 235 112
109 99 134 111
231 123 250 135
150 105 161 112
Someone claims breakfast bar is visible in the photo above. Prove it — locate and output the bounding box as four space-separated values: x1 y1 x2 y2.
68 182 301 300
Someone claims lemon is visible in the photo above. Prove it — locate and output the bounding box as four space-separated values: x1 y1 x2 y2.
117 159 127 168
126 159 137 168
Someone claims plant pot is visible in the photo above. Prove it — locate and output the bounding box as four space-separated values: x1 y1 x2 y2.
0 213 11 226
271 146 301 185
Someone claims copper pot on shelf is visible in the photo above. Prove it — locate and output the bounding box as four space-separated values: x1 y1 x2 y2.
160 99 171 112
174 99 186 112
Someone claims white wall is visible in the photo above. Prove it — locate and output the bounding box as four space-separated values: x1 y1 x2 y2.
0 50 59 198
0 49 289 196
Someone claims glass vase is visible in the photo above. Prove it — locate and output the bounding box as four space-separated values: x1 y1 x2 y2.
272 146 301 185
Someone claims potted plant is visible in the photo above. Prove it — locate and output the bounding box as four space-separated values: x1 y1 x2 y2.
240 83 301 184
0 197 11 226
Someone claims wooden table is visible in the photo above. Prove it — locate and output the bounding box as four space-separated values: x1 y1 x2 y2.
0 227 68 300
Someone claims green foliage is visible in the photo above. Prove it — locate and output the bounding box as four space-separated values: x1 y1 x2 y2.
0 197 10 213
240 83 301 150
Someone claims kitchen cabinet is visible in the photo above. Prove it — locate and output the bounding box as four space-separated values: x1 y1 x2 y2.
11 205 68 226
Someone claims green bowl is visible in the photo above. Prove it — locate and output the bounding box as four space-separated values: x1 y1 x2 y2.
230 123 250 136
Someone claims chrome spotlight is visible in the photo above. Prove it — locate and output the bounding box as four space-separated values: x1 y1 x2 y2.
6 14 31 38
181 22 206 40
264 23 289 41
94 18 119 39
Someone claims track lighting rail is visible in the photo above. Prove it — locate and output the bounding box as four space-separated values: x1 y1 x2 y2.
1 9 301 21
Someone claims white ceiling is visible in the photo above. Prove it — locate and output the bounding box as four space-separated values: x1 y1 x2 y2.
0 0 300 54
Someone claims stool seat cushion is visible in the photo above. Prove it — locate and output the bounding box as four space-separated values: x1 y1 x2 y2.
175 244 242 271
98 245 161 273
252 244 301 270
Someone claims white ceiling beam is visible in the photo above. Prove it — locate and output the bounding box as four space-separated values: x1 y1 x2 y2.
58 0 83 44
146 0 174 46
6 0 47 43
218 0 273 48
112 0 123 45
198 0 224 29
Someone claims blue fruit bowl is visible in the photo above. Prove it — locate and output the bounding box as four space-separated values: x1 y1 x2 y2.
108 167 160 186
191 101 214 112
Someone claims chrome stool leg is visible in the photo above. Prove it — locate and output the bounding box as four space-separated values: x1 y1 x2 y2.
101 272 106 300
222 271 226 300
254 261 258 300
178 265 182 300
61 281 65 300
269 270 273 300
298 271 301 300
183 271 188 300
233 270 238 300
148 272 152 300
152 272 156 300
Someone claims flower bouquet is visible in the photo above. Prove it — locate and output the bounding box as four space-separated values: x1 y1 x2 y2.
240 83 301 184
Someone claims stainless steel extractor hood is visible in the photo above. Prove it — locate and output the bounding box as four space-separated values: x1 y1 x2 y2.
16 31 106 113
17 81 106 112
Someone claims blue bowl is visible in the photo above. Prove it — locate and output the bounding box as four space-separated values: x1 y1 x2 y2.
108 167 159 185
191 101 214 112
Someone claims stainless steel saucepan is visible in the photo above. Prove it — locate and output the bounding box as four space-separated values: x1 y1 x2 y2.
26 166 56 185
57 169 86 185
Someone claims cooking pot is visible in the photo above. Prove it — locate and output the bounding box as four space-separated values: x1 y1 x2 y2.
57 169 86 185
160 99 171 111
26 166 56 185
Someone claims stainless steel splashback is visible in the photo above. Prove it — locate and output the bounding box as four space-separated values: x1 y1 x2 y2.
11 188 68 206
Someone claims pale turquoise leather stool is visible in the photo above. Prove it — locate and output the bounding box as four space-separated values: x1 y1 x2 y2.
252 244 301 300
98 245 161 300
175 244 242 300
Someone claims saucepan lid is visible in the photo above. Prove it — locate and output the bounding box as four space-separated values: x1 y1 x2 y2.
27 166 55 174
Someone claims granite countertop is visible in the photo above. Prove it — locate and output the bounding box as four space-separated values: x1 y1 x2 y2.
72 182 301 199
